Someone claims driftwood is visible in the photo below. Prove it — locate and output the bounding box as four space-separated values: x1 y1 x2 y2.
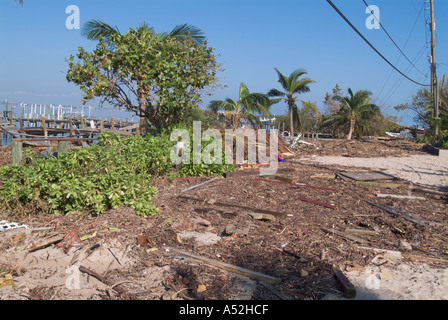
28 234 65 252
367 201 444 226
333 268 356 298
178 194 286 217
169 248 281 285
322 227 368 244
79 265 137 299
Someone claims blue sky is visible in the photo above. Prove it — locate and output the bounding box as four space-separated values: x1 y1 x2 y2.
1 0 447 126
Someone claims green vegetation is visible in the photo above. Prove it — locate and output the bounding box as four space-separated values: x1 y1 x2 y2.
321 88 380 140
0 131 235 217
208 83 274 130
66 25 219 135
268 68 316 136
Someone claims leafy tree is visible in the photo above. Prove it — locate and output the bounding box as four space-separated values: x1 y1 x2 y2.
322 88 380 140
82 19 206 46
395 83 448 132
66 26 219 134
268 68 315 136
208 83 273 130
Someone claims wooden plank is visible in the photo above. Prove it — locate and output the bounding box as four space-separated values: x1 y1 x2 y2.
338 171 396 181
366 201 443 226
69 118 74 137
375 193 426 200
28 234 65 252
355 181 403 189
178 194 285 217
13 137 98 142
345 228 378 236
169 248 281 285
333 268 356 298
322 227 367 244
41 116 48 137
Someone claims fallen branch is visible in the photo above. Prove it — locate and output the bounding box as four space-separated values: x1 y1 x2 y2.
180 177 219 193
366 201 444 226
255 178 337 192
168 248 281 285
178 194 286 217
298 196 336 209
78 265 137 300
322 227 367 244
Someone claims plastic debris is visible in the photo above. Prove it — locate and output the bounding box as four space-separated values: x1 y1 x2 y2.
0 220 29 232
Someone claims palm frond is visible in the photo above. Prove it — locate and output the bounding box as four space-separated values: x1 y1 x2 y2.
267 88 286 98
301 100 321 117
82 19 121 41
169 23 206 45
274 68 288 90
14 0 24 6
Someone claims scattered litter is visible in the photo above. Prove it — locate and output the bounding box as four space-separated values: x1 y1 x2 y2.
337 171 396 181
0 220 29 232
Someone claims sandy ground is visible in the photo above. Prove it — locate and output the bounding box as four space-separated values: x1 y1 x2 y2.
309 153 448 300
306 154 448 189
1 141 447 301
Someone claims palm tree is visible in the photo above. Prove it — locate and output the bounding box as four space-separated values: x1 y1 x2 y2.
14 0 23 6
297 100 321 132
323 88 380 140
268 68 315 136
82 19 206 45
208 83 272 130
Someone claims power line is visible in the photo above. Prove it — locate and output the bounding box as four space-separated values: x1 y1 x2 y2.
326 0 430 87
362 0 426 77
376 1 427 103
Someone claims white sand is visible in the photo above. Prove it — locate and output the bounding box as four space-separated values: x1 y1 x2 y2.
307 154 448 188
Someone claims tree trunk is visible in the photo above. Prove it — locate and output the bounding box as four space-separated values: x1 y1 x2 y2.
347 119 355 140
289 105 294 137
138 93 147 136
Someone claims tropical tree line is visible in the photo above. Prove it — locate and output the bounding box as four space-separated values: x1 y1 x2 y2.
13 1 423 140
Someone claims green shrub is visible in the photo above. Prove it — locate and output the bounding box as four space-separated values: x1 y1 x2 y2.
0 129 235 217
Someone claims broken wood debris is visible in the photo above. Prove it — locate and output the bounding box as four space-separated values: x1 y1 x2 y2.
337 171 396 181
345 228 378 236
168 247 281 285
180 177 219 193
178 194 286 217
255 177 338 192
222 167 295 178
333 268 356 298
375 193 426 200
322 227 367 244
297 196 336 209
79 265 137 299
28 234 65 252
366 201 444 226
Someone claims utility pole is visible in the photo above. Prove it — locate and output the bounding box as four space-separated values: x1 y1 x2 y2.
430 0 439 138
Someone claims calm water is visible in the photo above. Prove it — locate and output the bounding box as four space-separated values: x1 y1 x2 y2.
1 104 138 147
